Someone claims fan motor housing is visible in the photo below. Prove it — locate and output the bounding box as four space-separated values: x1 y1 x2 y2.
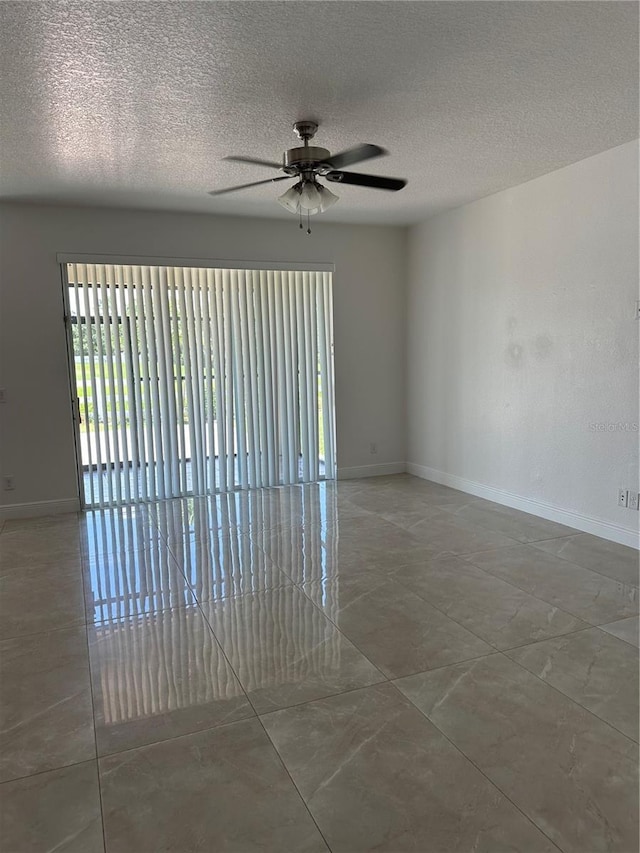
283 146 330 173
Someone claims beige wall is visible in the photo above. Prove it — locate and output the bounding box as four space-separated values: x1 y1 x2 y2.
407 141 639 545
0 205 407 510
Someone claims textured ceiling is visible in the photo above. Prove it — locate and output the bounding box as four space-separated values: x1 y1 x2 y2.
0 1 637 225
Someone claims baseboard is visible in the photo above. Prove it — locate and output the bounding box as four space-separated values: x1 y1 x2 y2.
0 498 81 521
337 462 406 480
407 463 639 549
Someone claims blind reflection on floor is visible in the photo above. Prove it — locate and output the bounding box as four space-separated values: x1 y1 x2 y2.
83 484 343 723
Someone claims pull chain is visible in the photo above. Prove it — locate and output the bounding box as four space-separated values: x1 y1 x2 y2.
307 210 311 235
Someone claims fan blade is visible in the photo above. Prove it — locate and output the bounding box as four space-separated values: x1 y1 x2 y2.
325 171 406 191
223 155 283 169
208 176 290 196
324 144 387 170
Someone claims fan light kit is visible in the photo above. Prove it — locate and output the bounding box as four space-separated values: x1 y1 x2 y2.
209 121 407 234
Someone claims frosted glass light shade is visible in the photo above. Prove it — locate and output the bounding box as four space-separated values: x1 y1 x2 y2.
277 183 302 213
318 185 339 212
277 180 339 216
299 181 322 211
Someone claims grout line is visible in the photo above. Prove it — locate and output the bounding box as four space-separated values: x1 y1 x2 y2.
191 599 262 718
500 648 639 745
79 547 108 853
493 623 596 652
0 618 88 645
256 679 390 720
383 569 512 653
0 757 99 788
460 551 636 625
87 714 260 763
255 714 333 853
0 758 105 790
386 678 565 853
289 582 391 684
526 540 640 590
388 567 608 656
93 705 258 762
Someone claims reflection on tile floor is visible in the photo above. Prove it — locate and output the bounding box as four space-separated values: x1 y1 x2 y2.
0 474 638 852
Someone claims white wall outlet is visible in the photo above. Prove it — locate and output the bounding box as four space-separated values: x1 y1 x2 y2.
629 492 639 511
369 442 378 455
3 475 15 491
618 488 629 507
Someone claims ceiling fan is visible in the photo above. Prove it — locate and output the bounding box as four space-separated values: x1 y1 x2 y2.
209 121 407 232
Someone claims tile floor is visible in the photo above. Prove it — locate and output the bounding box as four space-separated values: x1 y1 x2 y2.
0 474 638 852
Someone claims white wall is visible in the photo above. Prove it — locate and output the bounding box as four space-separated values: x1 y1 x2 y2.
407 140 639 546
0 205 407 511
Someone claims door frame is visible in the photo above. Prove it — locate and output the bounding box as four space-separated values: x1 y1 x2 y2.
60 263 87 510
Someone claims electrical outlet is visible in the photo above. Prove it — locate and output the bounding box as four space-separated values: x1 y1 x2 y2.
369 442 378 455
0 388 6 403
3 475 15 491
629 492 639 511
618 489 629 508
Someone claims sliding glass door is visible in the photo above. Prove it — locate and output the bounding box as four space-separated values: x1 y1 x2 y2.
64 262 335 508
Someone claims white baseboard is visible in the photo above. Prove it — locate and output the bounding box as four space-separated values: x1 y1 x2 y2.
338 462 406 480
407 463 639 550
0 498 81 521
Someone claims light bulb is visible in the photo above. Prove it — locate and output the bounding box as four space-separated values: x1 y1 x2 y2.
277 183 302 213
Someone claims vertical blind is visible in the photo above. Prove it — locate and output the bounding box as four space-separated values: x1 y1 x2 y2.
66 263 336 507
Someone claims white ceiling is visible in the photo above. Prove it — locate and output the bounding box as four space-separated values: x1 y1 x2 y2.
0 1 637 225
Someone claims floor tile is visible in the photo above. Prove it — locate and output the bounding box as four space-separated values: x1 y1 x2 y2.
402 513 521 556
0 526 81 569
83 541 195 624
335 515 485 565
100 718 328 852
302 574 493 677
600 615 640 647
464 544 639 625
80 505 158 560
253 516 446 585
168 530 292 602
393 554 588 649
339 487 445 529
228 486 310 534
0 560 85 640
506 628 639 741
0 626 94 783
531 533 639 587
0 761 103 853
150 495 239 539
200 585 384 713
440 499 578 543
396 654 639 853
89 605 254 755
248 523 338 585
261 682 558 853
1 512 80 534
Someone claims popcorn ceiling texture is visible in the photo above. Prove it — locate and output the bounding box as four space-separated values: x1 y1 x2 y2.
0 1 637 224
